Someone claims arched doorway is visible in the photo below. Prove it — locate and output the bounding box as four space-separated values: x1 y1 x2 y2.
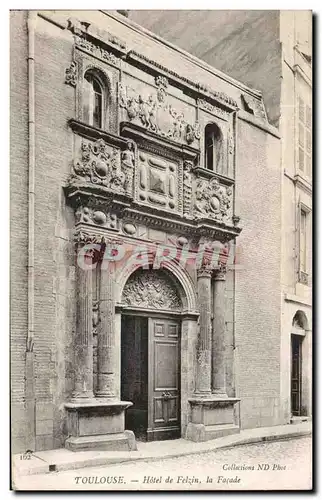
291 311 309 417
120 268 184 441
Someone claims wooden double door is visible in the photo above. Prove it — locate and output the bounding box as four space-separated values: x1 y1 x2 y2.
121 315 181 441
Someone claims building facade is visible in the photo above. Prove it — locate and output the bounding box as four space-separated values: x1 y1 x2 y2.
11 10 282 453
130 8 313 425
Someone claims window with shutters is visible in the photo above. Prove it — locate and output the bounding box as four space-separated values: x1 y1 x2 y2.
297 95 312 178
298 206 310 285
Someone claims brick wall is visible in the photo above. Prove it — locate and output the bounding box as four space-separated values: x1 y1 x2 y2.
32 17 76 450
10 10 29 453
235 117 282 428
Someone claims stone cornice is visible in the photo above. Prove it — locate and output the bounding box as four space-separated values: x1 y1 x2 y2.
102 10 263 100
192 167 234 186
126 50 238 111
68 119 129 148
66 184 241 242
123 206 241 242
38 10 265 112
120 122 199 161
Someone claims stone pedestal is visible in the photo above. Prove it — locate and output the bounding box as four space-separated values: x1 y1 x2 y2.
65 400 137 451
186 397 240 442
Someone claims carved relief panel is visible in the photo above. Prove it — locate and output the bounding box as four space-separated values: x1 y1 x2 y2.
192 175 233 223
121 269 182 311
119 76 200 147
69 135 136 198
136 150 182 214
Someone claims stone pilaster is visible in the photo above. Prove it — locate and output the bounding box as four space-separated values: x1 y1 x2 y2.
96 265 116 399
72 247 94 400
212 268 227 397
195 266 212 395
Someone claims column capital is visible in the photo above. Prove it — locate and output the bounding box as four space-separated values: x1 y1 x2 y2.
74 230 105 248
213 265 227 281
197 266 213 279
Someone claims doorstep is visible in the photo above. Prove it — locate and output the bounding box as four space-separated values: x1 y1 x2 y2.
12 421 312 477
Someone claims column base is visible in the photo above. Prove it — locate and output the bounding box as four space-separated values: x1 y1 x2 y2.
186 397 240 442
65 431 136 452
64 400 137 452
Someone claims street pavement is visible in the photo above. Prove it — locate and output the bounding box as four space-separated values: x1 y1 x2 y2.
13 436 312 491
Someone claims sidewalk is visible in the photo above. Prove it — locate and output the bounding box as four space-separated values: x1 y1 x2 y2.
13 421 312 477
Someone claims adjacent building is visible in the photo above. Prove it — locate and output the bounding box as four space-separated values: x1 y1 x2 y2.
11 10 283 453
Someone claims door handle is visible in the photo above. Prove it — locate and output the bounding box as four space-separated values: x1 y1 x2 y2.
162 391 171 401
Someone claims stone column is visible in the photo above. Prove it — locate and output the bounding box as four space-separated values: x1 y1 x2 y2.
72 246 94 400
195 267 212 395
96 264 116 399
212 268 227 397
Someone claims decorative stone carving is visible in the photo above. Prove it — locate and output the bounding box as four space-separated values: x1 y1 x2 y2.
194 177 232 221
185 123 201 144
122 223 136 235
197 99 229 120
183 160 193 218
65 60 78 87
75 205 118 230
119 81 200 145
121 141 135 196
74 230 105 246
228 128 234 156
241 93 267 121
92 300 100 335
67 17 89 36
155 75 168 102
74 35 120 67
136 151 180 212
72 138 134 195
121 270 182 310
128 51 238 109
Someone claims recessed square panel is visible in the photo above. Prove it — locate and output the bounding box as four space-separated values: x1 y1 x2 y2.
168 324 179 338
154 323 165 337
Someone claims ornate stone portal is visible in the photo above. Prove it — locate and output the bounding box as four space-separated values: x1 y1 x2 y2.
64 35 242 448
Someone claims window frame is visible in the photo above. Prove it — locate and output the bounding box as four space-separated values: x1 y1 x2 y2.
83 70 105 130
204 122 223 173
297 94 312 179
297 202 311 285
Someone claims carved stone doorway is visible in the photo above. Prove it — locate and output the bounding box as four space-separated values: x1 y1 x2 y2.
120 269 183 441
